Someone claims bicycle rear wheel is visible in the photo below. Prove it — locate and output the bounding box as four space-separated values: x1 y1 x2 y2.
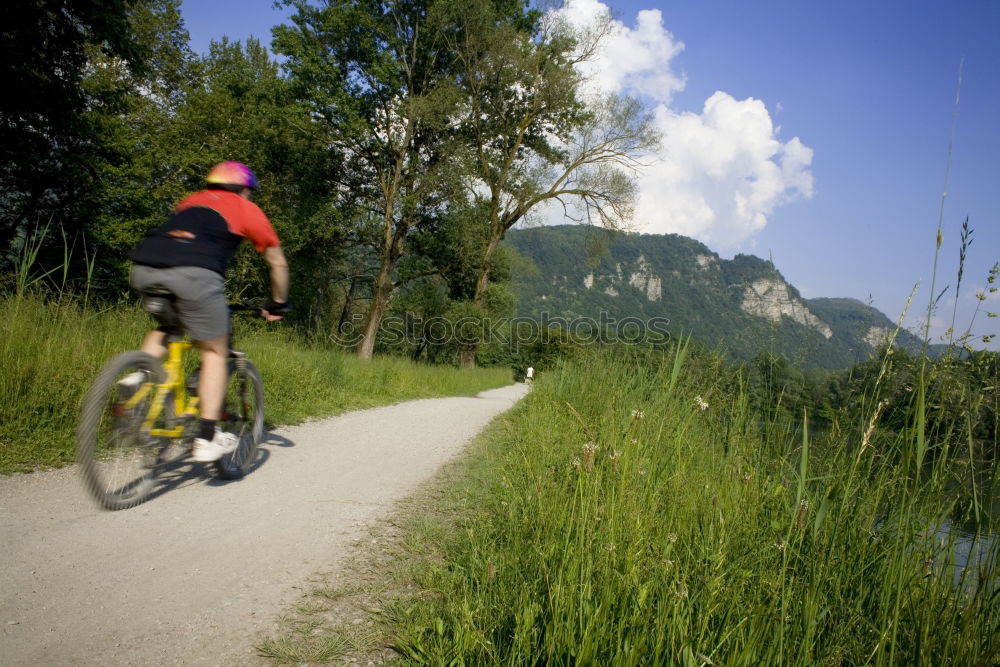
214 358 265 480
77 351 167 510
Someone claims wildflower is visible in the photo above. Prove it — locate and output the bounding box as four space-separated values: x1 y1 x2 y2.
742 471 753 484
631 409 644 420
572 458 581 472
775 540 787 552
610 449 622 473
606 543 616 552
667 533 678 543
581 441 599 472
674 588 688 600
661 559 674 568
693 395 709 411
796 500 810 529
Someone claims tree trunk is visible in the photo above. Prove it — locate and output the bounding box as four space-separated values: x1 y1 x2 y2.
458 344 477 368
337 275 363 334
356 259 395 360
459 233 503 369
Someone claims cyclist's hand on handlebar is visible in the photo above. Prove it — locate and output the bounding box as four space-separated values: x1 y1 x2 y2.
262 299 291 321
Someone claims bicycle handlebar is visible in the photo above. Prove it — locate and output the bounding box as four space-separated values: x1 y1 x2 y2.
228 303 265 316
228 301 292 319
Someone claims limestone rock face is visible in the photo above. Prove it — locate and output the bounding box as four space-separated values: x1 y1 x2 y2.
741 279 833 339
628 254 662 301
695 254 716 269
579 254 661 302
864 325 892 349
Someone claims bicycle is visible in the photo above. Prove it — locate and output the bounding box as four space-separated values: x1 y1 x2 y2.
76 294 267 510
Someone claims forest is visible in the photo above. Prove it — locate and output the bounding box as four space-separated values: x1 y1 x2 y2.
2 0 658 366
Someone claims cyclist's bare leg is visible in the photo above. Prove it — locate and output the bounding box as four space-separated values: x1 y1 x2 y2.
140 330 168 360
195 335 228 421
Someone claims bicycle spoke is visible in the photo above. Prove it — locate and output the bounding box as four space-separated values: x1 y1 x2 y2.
77 353 168 510
215 360 265 480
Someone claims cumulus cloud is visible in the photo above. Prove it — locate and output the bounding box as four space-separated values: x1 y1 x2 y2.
552 0 815 249
638 92 814 246
554 0 686 105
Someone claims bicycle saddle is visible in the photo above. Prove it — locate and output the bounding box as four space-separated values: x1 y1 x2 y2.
140 288 182 334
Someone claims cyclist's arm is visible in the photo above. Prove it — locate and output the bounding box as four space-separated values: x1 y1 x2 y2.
262 245 289 320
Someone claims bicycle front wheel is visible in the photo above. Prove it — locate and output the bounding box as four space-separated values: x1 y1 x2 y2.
214 358 265 480
77 351 167 510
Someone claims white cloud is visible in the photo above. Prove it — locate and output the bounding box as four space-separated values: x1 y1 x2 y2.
552 0 815 250
556 0 685 105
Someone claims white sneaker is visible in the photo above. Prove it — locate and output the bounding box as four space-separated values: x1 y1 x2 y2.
191 429 238 462
117 371 147 393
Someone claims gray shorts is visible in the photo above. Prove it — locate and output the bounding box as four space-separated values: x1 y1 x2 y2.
130 265 229 341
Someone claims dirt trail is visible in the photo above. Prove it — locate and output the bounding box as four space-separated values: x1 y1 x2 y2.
0 383 528 665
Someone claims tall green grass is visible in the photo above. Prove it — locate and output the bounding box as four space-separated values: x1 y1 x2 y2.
365 345 996 665
0 292 512 473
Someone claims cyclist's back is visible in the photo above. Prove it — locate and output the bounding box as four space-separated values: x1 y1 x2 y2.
130 188 278 275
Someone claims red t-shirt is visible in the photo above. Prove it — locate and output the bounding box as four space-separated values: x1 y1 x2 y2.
130 190 280 274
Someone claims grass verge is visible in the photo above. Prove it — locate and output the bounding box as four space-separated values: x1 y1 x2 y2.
0 293 512 473
260 344 998 665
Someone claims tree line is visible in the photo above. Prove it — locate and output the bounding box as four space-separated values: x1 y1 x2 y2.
1 0 656 365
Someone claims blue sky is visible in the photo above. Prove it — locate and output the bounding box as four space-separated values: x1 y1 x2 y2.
181 0 999 347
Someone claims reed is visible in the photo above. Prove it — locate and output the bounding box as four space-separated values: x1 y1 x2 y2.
367 345 996 664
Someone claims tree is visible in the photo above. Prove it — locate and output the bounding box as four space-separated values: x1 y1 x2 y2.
439 0 658 365
81 0 196 293
1 0 149 275
275 0 464 359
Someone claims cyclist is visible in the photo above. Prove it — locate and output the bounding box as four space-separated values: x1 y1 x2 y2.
128 161 289 462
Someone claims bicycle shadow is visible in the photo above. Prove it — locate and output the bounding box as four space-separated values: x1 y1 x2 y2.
204 431 295 485
140 431 296 501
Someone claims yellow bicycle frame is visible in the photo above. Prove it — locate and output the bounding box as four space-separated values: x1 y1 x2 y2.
122 340 200 439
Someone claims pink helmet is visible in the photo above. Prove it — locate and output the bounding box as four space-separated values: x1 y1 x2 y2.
206 161 258 189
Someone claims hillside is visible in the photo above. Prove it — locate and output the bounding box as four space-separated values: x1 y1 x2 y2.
505 225 930 369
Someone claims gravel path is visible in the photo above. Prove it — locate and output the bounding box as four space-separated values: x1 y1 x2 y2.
0 383 528 665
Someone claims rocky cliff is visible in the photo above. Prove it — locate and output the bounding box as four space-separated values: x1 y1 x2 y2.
505 225 929 369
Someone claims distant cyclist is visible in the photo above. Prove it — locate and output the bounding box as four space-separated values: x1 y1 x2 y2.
128 161 289 462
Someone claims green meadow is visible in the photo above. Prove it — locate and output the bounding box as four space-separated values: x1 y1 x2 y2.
262 342 998 665
0 292 512 473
